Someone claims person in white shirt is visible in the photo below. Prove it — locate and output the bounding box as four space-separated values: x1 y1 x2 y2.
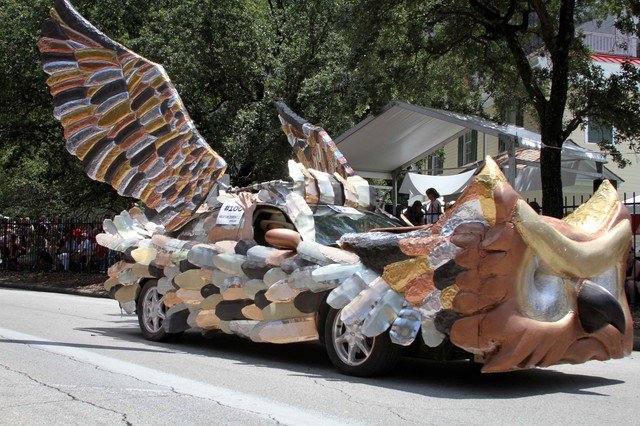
424 187 442 224
74 233 96 271
57 232 78 272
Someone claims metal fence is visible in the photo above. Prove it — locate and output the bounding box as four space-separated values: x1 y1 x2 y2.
0 217 120 273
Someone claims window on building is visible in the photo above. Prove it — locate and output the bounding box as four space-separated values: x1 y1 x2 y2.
499 108 524 152
514 110 524 127
498 135 508 153
586 118 614 145
427 153 444 175
458 130 478 167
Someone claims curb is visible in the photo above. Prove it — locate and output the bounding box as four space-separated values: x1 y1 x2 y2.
0 282 108 298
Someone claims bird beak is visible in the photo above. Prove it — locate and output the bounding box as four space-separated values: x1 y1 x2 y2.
577 280 626 334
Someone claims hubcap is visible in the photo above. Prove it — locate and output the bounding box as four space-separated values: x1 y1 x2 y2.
332 311 374 366
142 286 165 333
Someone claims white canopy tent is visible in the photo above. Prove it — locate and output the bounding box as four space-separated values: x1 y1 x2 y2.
399 152 619 201
399 168 478 199
496 140 620 192
334 101 616 213
505 164 576 192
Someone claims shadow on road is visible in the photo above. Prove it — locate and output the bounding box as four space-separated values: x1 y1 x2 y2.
73 319 625 399
0 337 173 354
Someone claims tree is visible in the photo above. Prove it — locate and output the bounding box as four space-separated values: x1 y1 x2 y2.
0 0 373 217
0 0 137 217
347 0 640 217
8 0 638 219
0 0 288 216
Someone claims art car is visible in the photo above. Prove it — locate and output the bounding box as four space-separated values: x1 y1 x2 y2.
38 0 634 377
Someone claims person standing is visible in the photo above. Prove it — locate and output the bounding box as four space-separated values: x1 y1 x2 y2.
57 231 77 272
74 232 95 271
7 234 23 270
424 187 443 224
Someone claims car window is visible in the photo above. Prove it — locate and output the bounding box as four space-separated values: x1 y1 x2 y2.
313 206 401 246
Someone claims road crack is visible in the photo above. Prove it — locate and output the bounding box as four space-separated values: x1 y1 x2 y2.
0 363 132 425
311 377 367 406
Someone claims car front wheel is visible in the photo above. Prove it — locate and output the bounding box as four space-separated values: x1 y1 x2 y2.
324 307 402 377
137 280 181 341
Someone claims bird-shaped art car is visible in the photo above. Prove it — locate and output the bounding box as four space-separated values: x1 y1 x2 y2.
38 0 634 376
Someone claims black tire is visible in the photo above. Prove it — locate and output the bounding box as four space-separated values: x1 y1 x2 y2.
137 280 182 342
324 307 402 377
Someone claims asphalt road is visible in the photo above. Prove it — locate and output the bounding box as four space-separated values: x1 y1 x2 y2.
1 288 640 425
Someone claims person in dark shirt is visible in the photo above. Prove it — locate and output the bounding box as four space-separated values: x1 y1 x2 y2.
405 200 425 225
7 234 23 270
528 201 542 214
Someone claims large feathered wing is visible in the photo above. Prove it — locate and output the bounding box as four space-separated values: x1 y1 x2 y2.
37 0 226 231
275 101 354 179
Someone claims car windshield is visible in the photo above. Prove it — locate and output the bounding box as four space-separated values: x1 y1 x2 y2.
313 205 401 246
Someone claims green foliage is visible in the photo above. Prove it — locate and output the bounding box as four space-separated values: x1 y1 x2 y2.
0 0 124 218
349 0 640 217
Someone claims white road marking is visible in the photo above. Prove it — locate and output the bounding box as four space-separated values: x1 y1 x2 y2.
0 327 360 425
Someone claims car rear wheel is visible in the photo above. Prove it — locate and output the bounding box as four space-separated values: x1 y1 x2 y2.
137 280 181 341
324 307 402 377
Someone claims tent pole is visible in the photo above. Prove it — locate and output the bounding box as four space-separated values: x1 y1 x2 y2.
483 133 488 158
392 170 399 216
507 137 517 186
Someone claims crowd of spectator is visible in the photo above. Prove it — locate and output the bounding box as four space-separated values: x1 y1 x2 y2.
0 216 119 273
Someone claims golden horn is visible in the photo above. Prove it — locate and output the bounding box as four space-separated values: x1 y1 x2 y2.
564 179 620 234
515 199 631 278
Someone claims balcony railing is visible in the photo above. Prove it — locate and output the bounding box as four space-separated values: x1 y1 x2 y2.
583 31 638 57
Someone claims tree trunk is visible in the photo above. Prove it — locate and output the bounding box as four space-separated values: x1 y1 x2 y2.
539 139 564 218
